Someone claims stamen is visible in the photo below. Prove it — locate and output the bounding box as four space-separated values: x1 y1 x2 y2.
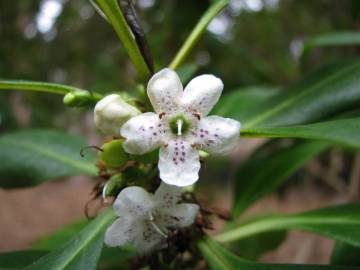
148 212 168 238
177 119 183 136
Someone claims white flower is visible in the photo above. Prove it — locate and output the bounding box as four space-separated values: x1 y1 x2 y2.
94 94 140 136
120 68 241 187
104 182 199 254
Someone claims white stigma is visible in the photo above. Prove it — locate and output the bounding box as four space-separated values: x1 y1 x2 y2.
177 119 183 136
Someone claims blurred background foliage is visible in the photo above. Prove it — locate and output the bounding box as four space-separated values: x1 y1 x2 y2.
1 0 359 133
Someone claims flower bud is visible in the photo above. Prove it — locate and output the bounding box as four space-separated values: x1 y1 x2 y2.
94 94 140 136
63 90 101 107
103 174 126 199
99 139 129 168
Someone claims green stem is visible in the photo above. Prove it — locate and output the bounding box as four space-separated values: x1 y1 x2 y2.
96 0 151 80
0 80 103 107
169 0 229 70
0 80 83 95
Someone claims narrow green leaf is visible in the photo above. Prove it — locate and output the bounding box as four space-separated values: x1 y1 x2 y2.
242 117 360 148
212 86 279 121
216 204 360 248
169 0 229 69
0 250 47 268
33 219 90 250
0 80 85 95
233 141 328 216
302 32 360 60
32 218 136 270
244 61 360 128
331 241 360 266
0 129 97 188
227 231 287 260
95 0 151 79
200 237 358 270
25 210 115 270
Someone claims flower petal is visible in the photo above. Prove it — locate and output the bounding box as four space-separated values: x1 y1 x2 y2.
181 74 223 116
104 217 136 247
147 68 183 114
113 186 154 218
162 203 199 228
195 116 241 154
121 112 164 155
94 94 140 136
154 182 183 207
158 139 200 187
132 221 166 254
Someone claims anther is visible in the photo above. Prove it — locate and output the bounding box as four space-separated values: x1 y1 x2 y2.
159 112 166 119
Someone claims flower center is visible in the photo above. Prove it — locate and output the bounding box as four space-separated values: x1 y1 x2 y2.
168 114 190 136
148 212 168 238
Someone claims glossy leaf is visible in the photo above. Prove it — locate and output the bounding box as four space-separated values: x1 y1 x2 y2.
32 218 135 270
33 219 89 250
118 0 154 73
0 250 47 268
233 141 328 216
242 117 360 148
0 80 85 95
95 0 151 79
302 32 360 60
200 237 359 270
227 231 287 260
331 241 360 266
216 204 360 248
24 210 115 270
212 86 279 122
243 61 360 128
0 129 97 188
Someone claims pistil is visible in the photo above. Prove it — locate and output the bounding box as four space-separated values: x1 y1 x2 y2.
177 119 183 136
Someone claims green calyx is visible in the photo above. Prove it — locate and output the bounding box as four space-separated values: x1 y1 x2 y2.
99 139 129 168
168 114 190 136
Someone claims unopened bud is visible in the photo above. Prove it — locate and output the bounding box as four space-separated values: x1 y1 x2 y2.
63 90 100 107
94 94 140 136
103 174 125 199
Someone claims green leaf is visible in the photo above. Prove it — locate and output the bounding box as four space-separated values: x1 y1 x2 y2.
302 32 360 60
243 61 360 128
0 80 85 95
33 219 90 250
212 86 279 122
0 129 97 188
233 141 328 216
227 231 287 260
95 0 151 79
32 218 135 270
331 241 360 266
24 210 115 270
242 117 360 148
200 237 358 270
169 0 229 69
216 204 360 248
0 250 47 268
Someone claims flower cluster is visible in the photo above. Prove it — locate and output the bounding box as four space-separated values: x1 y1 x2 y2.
105 182 199 254
95 68 241 254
